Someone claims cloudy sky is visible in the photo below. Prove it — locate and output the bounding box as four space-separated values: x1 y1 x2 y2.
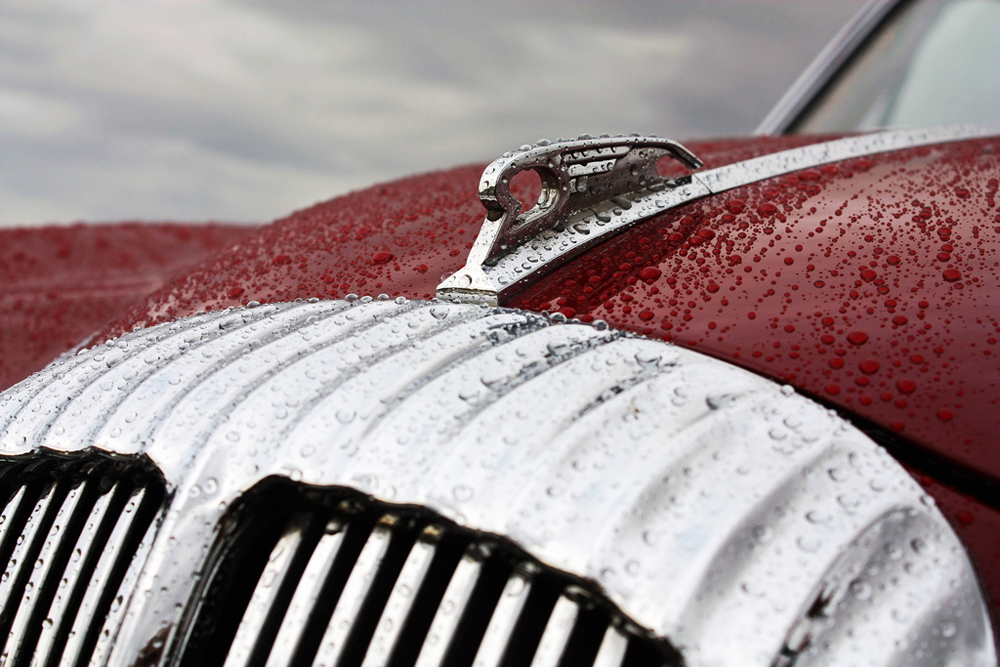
0 1 864 227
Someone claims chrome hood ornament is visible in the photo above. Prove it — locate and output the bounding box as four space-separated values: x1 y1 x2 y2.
438 125 1000 306
437 135 703 305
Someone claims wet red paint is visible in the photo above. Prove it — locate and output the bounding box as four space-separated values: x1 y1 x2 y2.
0 222 255 391
511 137 1000 487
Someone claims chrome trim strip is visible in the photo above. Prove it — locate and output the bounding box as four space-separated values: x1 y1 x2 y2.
756 0 900 135
437 123 1000 306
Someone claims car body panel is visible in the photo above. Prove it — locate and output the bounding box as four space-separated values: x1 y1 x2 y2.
0 222 256 392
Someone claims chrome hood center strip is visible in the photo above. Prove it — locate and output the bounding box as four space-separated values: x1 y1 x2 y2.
0 298 994 666
438 124 1000 305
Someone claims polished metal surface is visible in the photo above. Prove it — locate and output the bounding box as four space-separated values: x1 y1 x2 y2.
437 123 1000 306
438 135 702 305
0 298 993 666
755 0 900 135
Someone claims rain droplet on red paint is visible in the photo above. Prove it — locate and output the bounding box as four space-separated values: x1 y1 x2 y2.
897 379 917 393
942 268 962 282
892 315 908 325
372 251 394 264
829 358 844 369
228 287 245 299
825 384 841 395
559 306 576 318
956 510 974 525
937 409 954 421
860 269 877 281
886 255 901 265
638 310 654 322
783 257 794 265
639 267 661 280
725 199 745 214
859 359 880 374
847 331 869 345
758 202 778 216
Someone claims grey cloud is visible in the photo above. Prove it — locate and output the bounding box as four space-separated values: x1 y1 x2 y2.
0 0 864 227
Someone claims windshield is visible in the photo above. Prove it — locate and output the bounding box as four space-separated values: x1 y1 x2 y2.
792 0 1000 132
0 1 860 227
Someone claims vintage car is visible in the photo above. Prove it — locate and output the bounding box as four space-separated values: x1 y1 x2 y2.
1 0 999 665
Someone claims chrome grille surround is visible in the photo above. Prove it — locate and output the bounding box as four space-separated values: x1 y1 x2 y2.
0 298 994 666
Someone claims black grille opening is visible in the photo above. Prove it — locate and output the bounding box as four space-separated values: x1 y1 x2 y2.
0 452 166 667
177 478 683 667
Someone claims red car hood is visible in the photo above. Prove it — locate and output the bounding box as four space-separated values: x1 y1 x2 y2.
4 131 1000 609
78 133 1000 485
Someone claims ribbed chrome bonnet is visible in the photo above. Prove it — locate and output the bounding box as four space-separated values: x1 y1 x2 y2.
0 298 994 666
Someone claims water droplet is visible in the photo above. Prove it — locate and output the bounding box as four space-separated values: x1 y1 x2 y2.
452 485 473 502
797 535 821 552
850 580 872 600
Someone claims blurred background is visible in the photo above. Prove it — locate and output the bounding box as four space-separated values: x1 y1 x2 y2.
0 0 865 227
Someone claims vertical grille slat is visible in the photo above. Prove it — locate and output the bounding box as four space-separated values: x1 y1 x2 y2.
223 515 311 667
412 554 484 667
31 488 116 667
358 536 437 667
0 487 31 565
2 483 88 666
311 525 394 667
0 483 61 656
86 510 163 667
59 485 150 667
182 482 680 667
470 573 533 667
0 456 165 667
592 627 629 667
528 596 579 667
264 528 347 666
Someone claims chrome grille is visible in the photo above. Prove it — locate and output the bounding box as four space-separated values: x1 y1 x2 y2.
179 481 679 667
0 455 165 667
